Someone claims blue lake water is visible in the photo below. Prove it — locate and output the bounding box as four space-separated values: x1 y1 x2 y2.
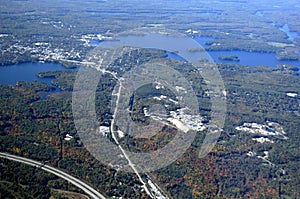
192 36 300 68
269 22 300 42
190 37 300 69
1 35 299 91
89 39 103 46
279 24 300 41
193 36 214 46
166 51 187 62
168 49 300 69
97 34 300 69
0 62 78 100
0 62 74 86
202 50 300 68
193 36 300 69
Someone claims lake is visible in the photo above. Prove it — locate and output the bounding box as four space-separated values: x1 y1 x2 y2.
1 34 299 90
0 62 77 99
200 49 300 68
0 62 75 86
97 34 300 70
269 22 300 42
279 24 300 41
193 36 300 67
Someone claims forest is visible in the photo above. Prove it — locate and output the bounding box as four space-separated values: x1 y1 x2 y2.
0 48 299 198
1 0 300 198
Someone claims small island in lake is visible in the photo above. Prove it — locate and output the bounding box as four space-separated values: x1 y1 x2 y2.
218 55 240 62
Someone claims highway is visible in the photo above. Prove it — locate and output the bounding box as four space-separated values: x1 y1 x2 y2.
0 152 106 199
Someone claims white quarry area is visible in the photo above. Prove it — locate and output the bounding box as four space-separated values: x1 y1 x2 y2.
185 29 199 34
169 108 206 132
246 150 275 167
64 134 73 141
34 42 49 46
222 90 227 97
246 151 256 157
154 82 165 90
143 107 151 117
257 151 275 167
154 82 187 95
153 95 179 104
252 137 274 143
239 122 289 167
167 118 190 133
0 34 9 37
144 106 205 133
168 98 179 104
153 83 182 103
235 121 288 139
175 86 187 93
259 151 269 159
99 126 110 137
286 92 298 97
117 130 125 138
153 95 167 101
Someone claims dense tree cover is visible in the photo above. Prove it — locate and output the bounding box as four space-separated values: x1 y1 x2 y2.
0 49 299 198
149 62 300 198
0 50 173 198
1 0 300 198
218 55 240 62
0 158 88 199
37 71 78 91
0 83 150 198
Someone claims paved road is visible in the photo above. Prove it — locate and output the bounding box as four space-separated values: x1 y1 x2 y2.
0 152 106 199
105 69 167 199
61 59 168 198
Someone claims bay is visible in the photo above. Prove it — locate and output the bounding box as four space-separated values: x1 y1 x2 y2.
0 62 74 86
